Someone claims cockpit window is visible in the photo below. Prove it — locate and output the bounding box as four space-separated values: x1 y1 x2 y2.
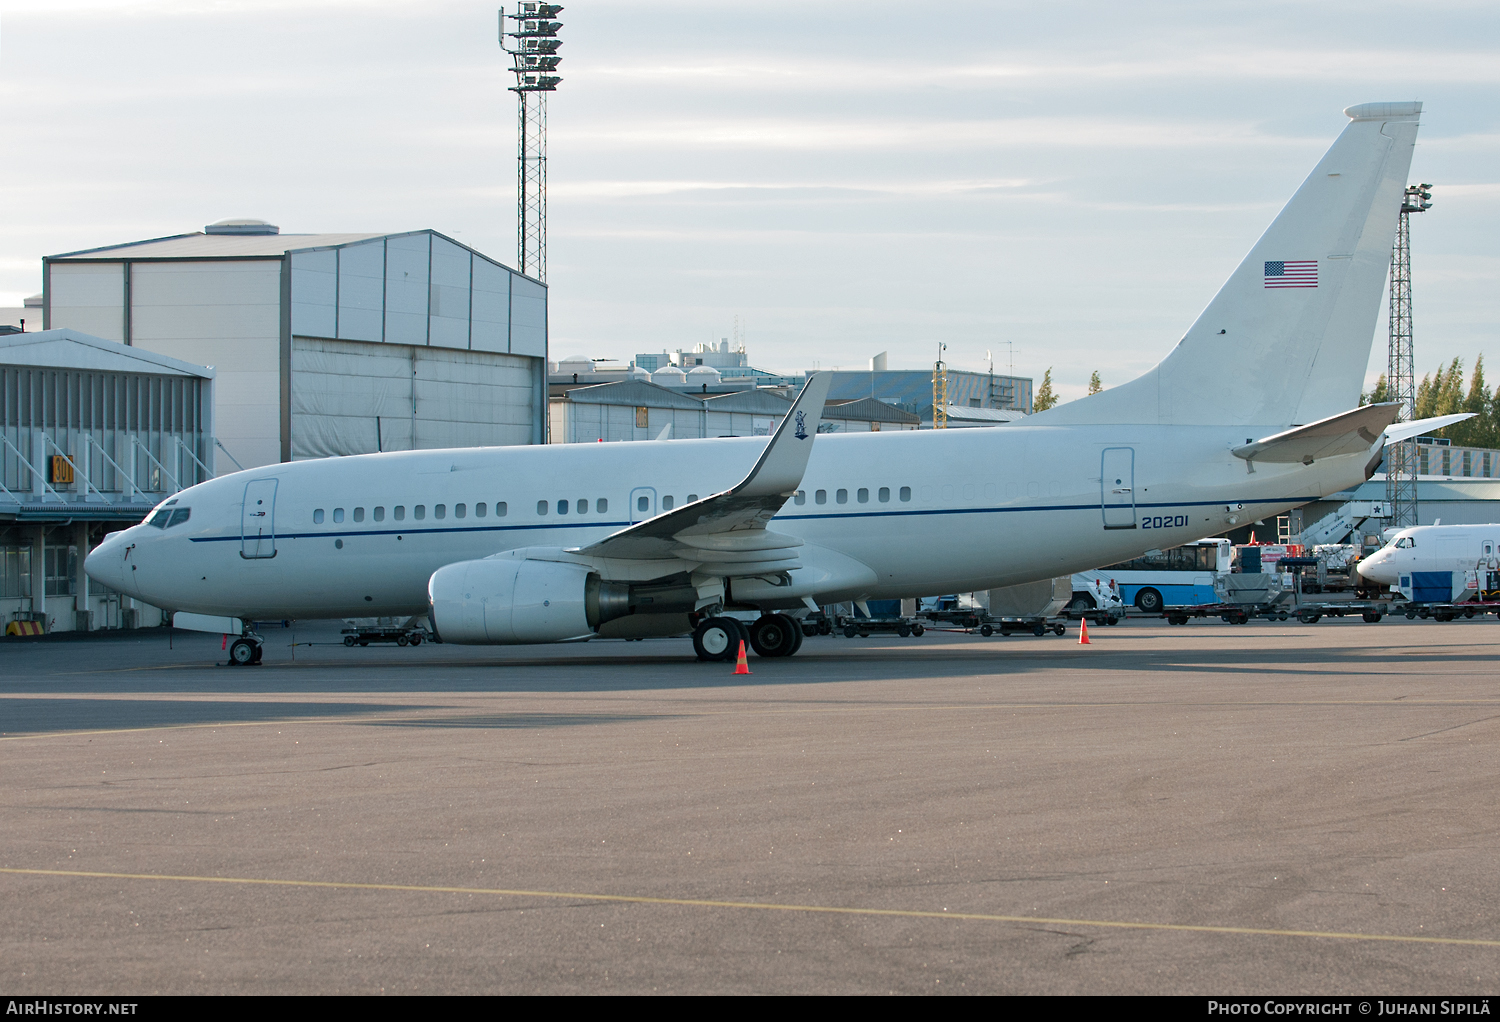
147 508 172 528
168 508 191 528
1394 536 1414 548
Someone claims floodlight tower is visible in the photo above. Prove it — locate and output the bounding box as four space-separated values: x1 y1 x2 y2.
1385 182 1432 530
500 5 563 282
932 344 948 429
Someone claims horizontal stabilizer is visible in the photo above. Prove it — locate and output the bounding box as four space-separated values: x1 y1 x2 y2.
575 372 832 562
1384 413 1475 445
1233 402 1399 464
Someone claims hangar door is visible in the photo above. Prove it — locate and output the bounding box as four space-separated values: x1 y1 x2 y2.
290 337 540 458
1101 447 1137 529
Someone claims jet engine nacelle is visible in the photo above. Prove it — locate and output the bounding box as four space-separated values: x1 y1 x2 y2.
428 555 629 644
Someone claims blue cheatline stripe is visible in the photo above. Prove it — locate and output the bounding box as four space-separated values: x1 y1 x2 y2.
189 497 1319 545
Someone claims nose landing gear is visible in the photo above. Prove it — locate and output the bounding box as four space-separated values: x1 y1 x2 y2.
227 635 263 666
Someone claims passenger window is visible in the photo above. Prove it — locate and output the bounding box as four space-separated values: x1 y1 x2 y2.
686 494 697 502
168 508 191 527
836 489 848 504
414 505 426 520
637 496 649 512
878 487 890 503
577 499 588 515
815 489 827 505
597 498 607 513
373 507 385 522
538 500 549 515
475 503 486 518
394 506 405 521
313 509 325 524
857 488 869 503
900 486 911 502
558 500 569 515
333 508 344 523
794 490 805 505
663 495 674 510
434 504 446 520
455 503 466 519
353 507 364 522
496 502 507 517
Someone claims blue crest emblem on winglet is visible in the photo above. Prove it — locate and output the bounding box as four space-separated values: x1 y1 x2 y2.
794 410 808 440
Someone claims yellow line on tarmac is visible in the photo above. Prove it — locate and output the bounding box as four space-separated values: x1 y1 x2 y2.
3 867 1497 949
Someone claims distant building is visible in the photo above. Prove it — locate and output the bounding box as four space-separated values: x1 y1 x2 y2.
42 219 548 471
2 329 216 633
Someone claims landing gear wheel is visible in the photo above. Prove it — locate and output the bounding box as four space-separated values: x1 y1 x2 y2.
343 635 355 647
229 637 259 665
911 623 924 636
693 617 741 662
749 614 800 657
979 624 993 637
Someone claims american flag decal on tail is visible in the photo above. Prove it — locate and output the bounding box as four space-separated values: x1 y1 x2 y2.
1264 260 1317 288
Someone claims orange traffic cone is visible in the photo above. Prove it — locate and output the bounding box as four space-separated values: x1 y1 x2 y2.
1078 618 1091 645
733 639 752 674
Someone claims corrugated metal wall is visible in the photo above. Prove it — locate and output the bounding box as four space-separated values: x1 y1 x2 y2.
290 337 537 459
0 366 206 496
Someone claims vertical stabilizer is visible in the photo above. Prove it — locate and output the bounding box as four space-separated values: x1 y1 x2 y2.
1038 102 1421 427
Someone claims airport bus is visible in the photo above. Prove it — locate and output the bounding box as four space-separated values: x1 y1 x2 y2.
1077 539 1232 613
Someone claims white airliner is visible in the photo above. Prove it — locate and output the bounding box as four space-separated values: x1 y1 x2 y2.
87 101 1457 664
1358 524 1500 588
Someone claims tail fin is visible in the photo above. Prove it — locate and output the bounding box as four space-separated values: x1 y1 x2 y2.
1039 101 1421 427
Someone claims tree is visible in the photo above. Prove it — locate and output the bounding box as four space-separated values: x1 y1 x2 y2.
1360 373 1389 407
1033 368 1057 412
1087 371 1103 395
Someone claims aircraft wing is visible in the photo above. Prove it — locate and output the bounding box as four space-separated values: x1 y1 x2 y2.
572 372 832 570
1233 403 1401 464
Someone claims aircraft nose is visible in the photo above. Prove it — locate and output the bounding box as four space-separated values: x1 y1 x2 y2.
1356 552 1397 585
85 530 136 597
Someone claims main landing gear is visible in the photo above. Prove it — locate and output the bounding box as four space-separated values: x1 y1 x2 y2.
693 614 804 661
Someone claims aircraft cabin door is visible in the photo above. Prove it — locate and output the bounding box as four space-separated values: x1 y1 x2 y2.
629 487 657 523
1101 448 1137 530
241 478 279 559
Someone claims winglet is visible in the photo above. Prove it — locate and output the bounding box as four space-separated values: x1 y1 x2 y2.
1384 413 1475 446
730 371 832 498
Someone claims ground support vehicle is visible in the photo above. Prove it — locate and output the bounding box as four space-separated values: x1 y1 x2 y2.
837 612 925 638
1395 600 1500 622
971 614 1074 637
1160 603 1266 626
341 619 431 647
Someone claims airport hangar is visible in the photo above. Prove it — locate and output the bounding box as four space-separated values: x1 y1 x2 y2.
3 219 548 634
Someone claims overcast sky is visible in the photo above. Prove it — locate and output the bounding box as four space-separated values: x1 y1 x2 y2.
2 0 1496 402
